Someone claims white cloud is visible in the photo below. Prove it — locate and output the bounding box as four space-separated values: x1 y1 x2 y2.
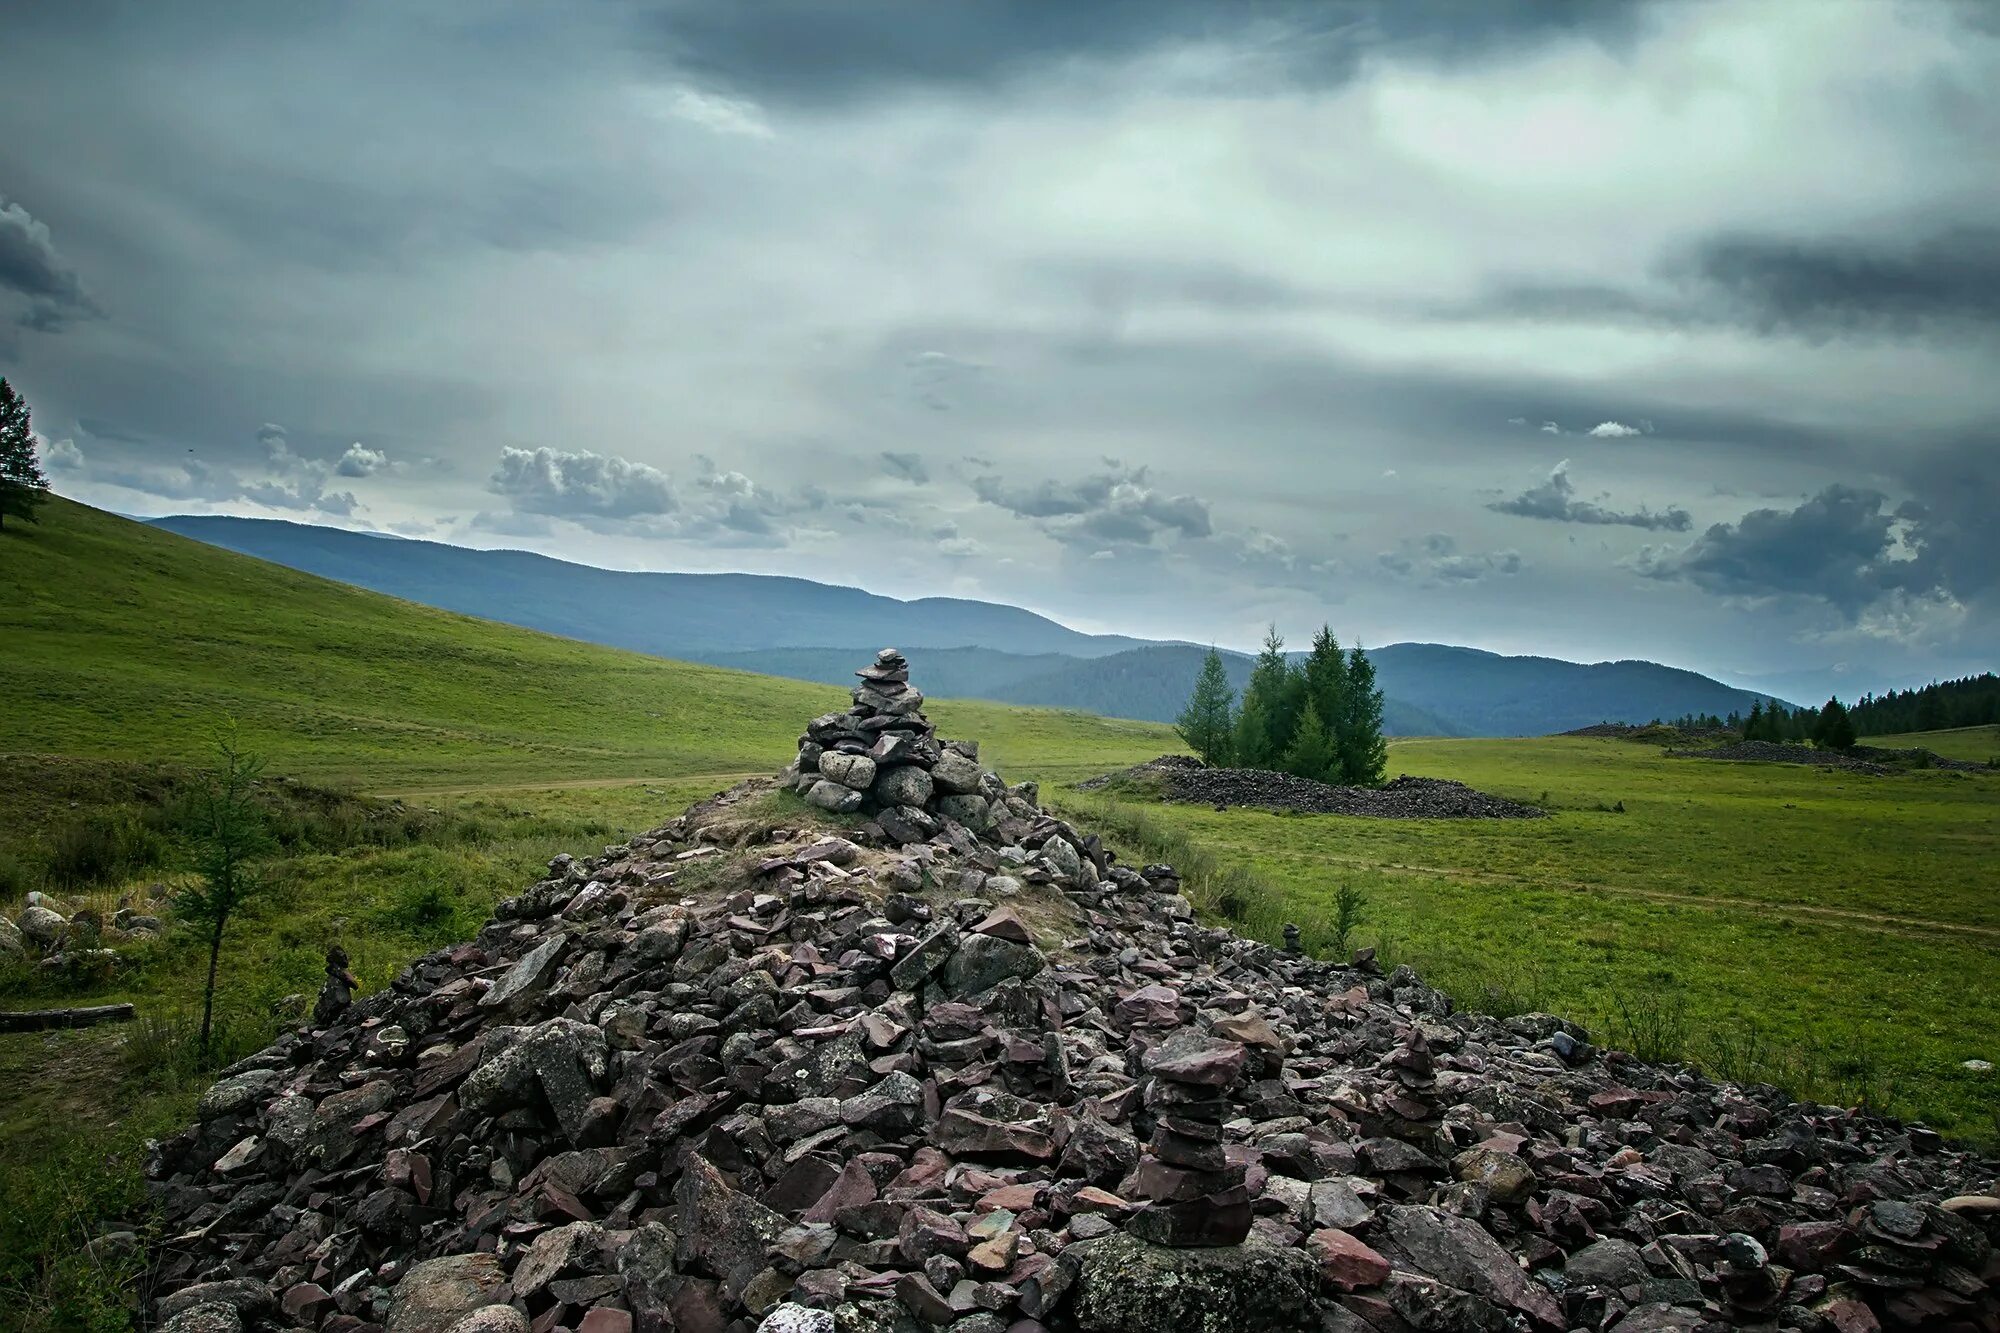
38 435 84 471
656 87 775 140
1587 421 1643 438
336 442 391 476
490 446 678 518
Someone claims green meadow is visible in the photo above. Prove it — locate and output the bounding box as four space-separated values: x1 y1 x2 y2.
1062 734 2000 1141
1 498 1996 1327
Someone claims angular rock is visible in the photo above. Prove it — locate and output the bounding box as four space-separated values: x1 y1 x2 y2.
944 933 1043 998
387 1254 506 1333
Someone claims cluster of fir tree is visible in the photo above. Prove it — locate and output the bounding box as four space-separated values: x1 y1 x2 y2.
1847 674 2000 735
1175 626 1388 786
1740 696 1857 750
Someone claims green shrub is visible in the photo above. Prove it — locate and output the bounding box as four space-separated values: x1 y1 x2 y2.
1606 980 1693 1064
43 812 165 890
120 1009 274 1093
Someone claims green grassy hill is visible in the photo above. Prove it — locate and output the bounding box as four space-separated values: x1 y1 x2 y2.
0 498 1176 790
1870 725 2000 764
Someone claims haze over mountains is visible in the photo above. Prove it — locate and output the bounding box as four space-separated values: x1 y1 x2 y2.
148 513 1786 737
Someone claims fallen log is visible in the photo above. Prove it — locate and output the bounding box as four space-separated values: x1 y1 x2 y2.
0 1003 137 1032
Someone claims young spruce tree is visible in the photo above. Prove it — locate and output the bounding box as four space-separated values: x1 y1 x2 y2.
1175 647 1237 765
0 379 50 531
1301 625 1350 760
1336 643 1389 785
1282 698 1340 783
1234 625 1294 768
174 723 278 1060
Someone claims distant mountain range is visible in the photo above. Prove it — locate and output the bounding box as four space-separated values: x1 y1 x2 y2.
147 514 1789 736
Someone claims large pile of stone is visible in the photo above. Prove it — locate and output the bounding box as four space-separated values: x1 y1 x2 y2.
1082 757 1546 820
143 653 1998 1333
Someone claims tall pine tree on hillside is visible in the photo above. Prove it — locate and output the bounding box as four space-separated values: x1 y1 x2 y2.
1175 647 1237 765
1336 643 1389 785
1235 625 1296 769
1743 699 1765 741
1301 626 1350 761
0 379 50 531
1282 698 1339 783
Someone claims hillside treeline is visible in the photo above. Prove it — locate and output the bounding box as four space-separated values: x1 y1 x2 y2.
1848 674 2000 735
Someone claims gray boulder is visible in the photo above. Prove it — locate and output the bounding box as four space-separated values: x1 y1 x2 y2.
478 934 567 1013
161 1305 243 1333
156 1280 272 1326
0 915 23 956
933 794 992 831
930 750 984 795
806 779 865 814
441 1309 530 1333
1383 1204 1561 1327
757 1303 837 1333
17 904 66 950
1065 1233 1319 1333
387 1253 506 1333
872 764 934 808
1565 1236 1649 1290
944 933 1043 998
817 752 878 791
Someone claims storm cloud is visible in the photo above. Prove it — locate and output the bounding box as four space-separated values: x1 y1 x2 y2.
1636 486 1942 618
1489 460 1692 531
3 0 1997 697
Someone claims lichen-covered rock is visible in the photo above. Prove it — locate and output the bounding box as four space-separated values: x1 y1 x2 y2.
943 933 1043 997
872 765 934 808
1064 1234 1320 1333
817 752 878 791
387 1254 506 1333
806 779 865 813
17 903 66 950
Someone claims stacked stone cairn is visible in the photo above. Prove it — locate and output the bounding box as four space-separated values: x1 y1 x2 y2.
135 650 2000 1333
788 649 1028 845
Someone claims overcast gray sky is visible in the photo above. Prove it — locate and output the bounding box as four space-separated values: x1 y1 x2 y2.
4 0 1996 699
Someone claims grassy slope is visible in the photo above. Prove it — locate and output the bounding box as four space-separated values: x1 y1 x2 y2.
1068 735 2000 1140
0 498 1175 790
1870 725 2000 764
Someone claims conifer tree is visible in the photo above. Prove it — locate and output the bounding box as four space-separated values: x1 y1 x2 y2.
1337 643 1389 785
1813 697 1856 751
1233 689 1273 770
1301 626 1349 759
0 379 49 531
1281 698 1339 782
1743 699 1764 741
1175 647 1237 765
1235 625 1294 768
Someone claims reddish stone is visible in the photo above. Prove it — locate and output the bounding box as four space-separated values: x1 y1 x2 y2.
1308 1229 1391 1292
972 907 1033 944
578 1310 633 1333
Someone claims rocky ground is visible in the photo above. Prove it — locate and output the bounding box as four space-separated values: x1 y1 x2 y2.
141 654 1998 1333
1080 755 1546 820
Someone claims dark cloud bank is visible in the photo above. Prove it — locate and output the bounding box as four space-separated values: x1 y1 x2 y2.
3 0 1996 695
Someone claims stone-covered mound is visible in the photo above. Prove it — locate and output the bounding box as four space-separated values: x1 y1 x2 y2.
144 653 1999 1333
1081 756 1546 820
